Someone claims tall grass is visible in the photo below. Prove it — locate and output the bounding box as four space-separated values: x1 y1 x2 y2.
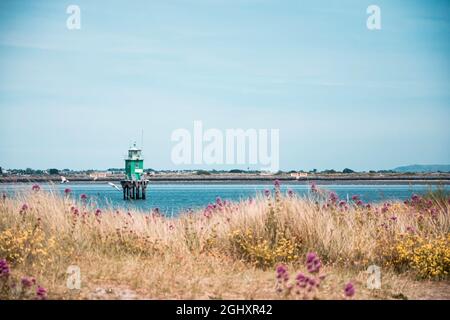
0 184 449 299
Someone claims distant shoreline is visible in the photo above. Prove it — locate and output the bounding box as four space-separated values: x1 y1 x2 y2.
1 174 450 185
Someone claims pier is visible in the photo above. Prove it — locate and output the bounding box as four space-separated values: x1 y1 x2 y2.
120 180 148 200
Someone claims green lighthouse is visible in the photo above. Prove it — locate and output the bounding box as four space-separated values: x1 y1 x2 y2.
125 143 144 180
121 143 148 200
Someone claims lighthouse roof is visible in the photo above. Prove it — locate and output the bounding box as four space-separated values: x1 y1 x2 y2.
129 142 141 151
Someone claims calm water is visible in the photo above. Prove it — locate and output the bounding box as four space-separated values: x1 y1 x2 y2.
1 182 449 216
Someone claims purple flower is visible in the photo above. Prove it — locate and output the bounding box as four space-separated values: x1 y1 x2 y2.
310 183 318 193
64 188 72 194
295 273 306 282
306 252 317 263
338 200 347 207
344 282 355 297
276 264 287 275
20 203 29 213
406 226 416 234
21 277 36 288
329 192 338 203
203 205 213 218
275 264 289 281
308 278 317 287
80 194 87 200
351 195 359 201
287 189 294 197
274 179 281 188
297 277 308 288
356 200 363 206
36 286 47 299
306 252 321 274
95 209 102 215
0 259 11 278
32 184 40 192
264 189 271 197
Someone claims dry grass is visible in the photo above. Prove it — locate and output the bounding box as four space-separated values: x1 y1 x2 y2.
0 184 449 300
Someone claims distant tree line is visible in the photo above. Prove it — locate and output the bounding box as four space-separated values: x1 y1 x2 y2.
0 167 411 176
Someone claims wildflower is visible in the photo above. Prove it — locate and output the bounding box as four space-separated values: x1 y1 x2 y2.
276 264 287 275
276 264 289 281
95 209 102 215
36 286 47 300
0 259 10 278
32 184 40 192
295 273 308 288
274 179 281 188
338 200 346 207
21 277 36 288
390 216 397 222
295 272 306 282
411 194 421 203
308 278 317 287
2 193 6 201
80 194 87 200
406 226 416 234
264 189 271 197
344 282 355 297
356 200 363 206
20 203 29 214
365 204 371 210
216 197 223 206
329 192 338 203
310 183 318 193
169 224 174 230
351 195 360 201
64 188 72 195
203 207 212 219
306 252 321 273
287 189 294 197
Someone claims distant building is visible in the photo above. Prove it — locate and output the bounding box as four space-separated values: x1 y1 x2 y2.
89 172 111 179
290 172 308 179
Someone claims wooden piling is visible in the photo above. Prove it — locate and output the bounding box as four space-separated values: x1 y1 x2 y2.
121 180 148 201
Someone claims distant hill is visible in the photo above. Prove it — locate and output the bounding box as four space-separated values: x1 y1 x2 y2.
393 165 450 173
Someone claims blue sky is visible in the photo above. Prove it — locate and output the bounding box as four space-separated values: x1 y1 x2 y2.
0 0 449 171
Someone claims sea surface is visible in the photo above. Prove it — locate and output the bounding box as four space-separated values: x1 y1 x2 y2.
1 182 449 216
